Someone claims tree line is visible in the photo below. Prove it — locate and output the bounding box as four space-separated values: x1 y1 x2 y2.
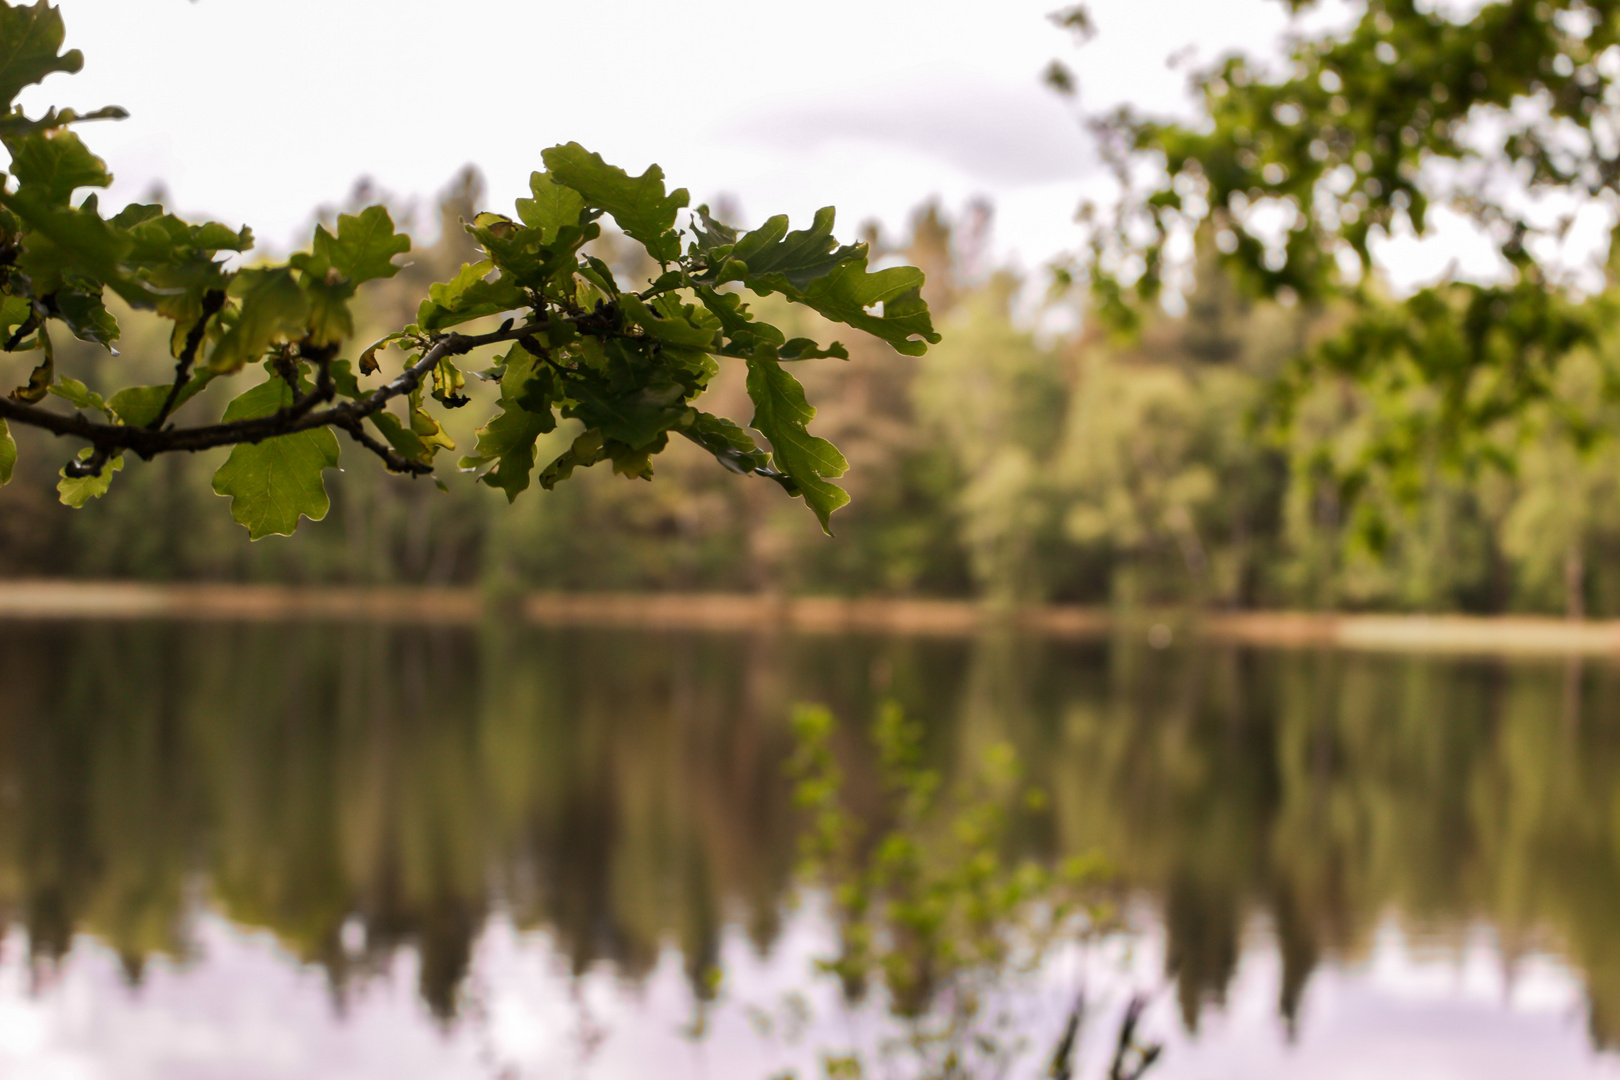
9 186 1620 616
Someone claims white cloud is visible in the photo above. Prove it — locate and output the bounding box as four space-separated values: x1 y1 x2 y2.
22 0 1295 272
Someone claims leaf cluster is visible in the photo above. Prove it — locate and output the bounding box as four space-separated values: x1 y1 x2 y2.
1072 0 1620 496
0 2 937 537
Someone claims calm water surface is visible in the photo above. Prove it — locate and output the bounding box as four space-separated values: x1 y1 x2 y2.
0 620 1617 1079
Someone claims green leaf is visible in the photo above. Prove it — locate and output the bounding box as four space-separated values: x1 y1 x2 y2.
574 254 620 299
57 448 121 507
0 294 31 340
430 355 467 407
515 171 586 244
47 374 110 418
605 434 664 481
0 1 83 110
408 387 455 455
190 220 250 251
538 428 605 489
501 340 557 415
457 343 557 500
53 285 117 345
459 402 552 501
6 191 134 297
210 376 340 538
620 294 718 348
7 128 110 205
0 103 126 142
723 207 864 293
795 262 938 357
105 384 169 428
111 208 242 335
215 370 307 425
542 142 688 263
679 409 794 489
701 288 848 359
312 205 410 286
696 208 935 355
745 356 849 534
117 205 250 265
566 376 688 449
210 267 308 373
464 211 594 292
302 277 352 347
777 336 850 361
0 417 14 485
690 205 738 255
415 259 527 332
697 286 786 355
107 375 208 428
367 409 432 468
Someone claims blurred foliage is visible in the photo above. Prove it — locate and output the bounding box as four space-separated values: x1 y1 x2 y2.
12 189 1620 616
1072 0 1620 550
13 188 1620 616
781 700 1121 1080
14 0 1620 617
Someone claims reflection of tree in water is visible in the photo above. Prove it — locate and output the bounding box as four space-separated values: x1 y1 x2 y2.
942 634 1620 1047
3 622 1620 1048
0 622 808 1017
781 699 1138 1080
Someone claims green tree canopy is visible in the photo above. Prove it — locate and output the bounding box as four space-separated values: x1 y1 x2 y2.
0 1 937 538
1061 0 1620 526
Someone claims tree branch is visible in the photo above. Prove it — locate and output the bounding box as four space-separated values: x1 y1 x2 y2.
334 416 433 475
2 321 546 469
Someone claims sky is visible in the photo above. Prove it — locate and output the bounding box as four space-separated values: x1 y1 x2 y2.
19 0 1310 276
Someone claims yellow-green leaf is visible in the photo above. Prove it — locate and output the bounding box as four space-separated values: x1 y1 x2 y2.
210 268 308 374
0 417 14 485
57 448 121 507
209 376 339 538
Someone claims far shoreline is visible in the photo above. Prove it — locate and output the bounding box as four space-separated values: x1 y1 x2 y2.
0 579 1615 657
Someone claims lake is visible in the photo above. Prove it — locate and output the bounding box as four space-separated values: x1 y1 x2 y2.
0 617 1617 1079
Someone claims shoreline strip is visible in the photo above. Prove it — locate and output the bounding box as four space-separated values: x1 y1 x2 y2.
0 580 1615 656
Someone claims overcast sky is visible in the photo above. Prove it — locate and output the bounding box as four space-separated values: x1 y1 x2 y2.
18 0 1316 276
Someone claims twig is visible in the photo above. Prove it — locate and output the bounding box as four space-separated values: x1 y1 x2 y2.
3 307 39 352
148 289 226 429
61 444 110 480
334 416 433 476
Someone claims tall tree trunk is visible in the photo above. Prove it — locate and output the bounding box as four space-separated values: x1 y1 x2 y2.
1168 504 1210 605
1565 541 1586 621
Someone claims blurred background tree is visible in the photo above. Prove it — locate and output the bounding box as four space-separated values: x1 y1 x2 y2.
14 185 1620 618
1060 0 1620 612
13 0 1620 620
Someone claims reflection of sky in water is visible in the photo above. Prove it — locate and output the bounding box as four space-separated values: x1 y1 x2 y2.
2 907 1616 1080
1145 920 1616 1079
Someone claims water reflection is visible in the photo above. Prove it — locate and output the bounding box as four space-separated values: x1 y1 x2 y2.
0 620 1618 1068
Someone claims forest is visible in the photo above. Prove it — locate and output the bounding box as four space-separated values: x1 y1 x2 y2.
6 175 1620 618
